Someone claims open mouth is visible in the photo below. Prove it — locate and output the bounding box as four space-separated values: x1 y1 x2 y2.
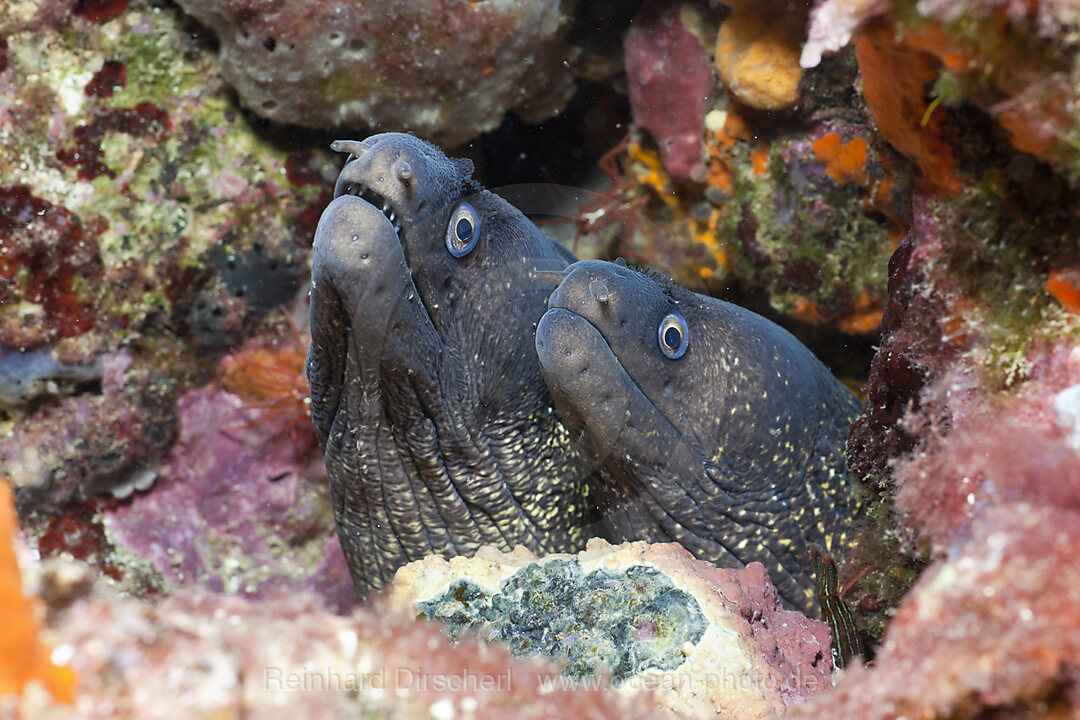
338 181 403 238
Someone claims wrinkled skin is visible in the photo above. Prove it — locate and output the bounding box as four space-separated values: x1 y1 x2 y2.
535 260 863 613
307 134 595 598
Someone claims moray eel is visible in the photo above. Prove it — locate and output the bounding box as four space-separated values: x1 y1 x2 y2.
534 259 862 613
306 133 596 599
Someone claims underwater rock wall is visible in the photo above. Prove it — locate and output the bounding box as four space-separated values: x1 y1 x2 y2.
793 1 1080 717
3 0 1080 717
169 0 579 147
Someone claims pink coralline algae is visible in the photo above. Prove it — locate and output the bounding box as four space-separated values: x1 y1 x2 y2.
18 561 666 720
624 2 713 182
789 504 1080 720
103 387 351 609
804 196 1080 716
171 0 578 147
894 344 1080 555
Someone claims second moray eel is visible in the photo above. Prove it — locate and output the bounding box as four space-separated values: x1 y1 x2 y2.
535 259 863 614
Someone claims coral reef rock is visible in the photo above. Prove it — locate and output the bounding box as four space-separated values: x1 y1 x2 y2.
101 386 349 606
1 349 178 512
711 113 896 329
172 0 578 146
804 0 1080 703
7 553 665 719
789 504 1080 720
389 539 834 719
1 0 333 354
805 0 1080 183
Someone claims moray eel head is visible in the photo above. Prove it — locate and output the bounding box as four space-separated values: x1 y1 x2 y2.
535 259 710 459
331 134 474 241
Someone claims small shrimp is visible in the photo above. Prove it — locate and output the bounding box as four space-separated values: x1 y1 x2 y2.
812 548 865 669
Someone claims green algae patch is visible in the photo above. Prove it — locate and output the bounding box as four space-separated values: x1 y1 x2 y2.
718 129 894 326
417 559 709 684
926 185 1080 388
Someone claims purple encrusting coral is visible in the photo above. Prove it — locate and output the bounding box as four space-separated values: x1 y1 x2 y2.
624 2 713 182
793 343 1080 717
103 387 351 610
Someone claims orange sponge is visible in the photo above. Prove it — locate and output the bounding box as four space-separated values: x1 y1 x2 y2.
0 480 75 703
715 3 806 110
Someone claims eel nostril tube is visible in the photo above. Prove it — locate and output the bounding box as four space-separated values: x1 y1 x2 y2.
393 158 412 183
330 139 371 158
589 279 610 303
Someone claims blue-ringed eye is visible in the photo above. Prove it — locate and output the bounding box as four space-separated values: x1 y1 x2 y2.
445 201 480 257
658 311 689 359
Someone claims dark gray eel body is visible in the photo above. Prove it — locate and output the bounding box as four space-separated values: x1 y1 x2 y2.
306 133 596 598
534 260 863 613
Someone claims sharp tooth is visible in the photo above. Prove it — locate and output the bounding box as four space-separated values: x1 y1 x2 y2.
389 211 395 222
382 202 389 213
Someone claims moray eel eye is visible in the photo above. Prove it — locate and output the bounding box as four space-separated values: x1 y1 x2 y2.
446 201 480 258
658 311 689 359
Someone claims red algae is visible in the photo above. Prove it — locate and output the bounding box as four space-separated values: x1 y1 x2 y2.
220 335 314 451
0 186 102 345
84 60 127 98
284 151 325 187
895 347 1080 551
72 0 129 23
37 500 122 581
55 102 171 181
624 2 713 182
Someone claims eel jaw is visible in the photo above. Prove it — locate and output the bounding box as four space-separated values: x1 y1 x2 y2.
335 180 403 239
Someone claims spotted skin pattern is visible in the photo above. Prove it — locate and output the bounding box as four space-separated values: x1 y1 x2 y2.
535 260 863 613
